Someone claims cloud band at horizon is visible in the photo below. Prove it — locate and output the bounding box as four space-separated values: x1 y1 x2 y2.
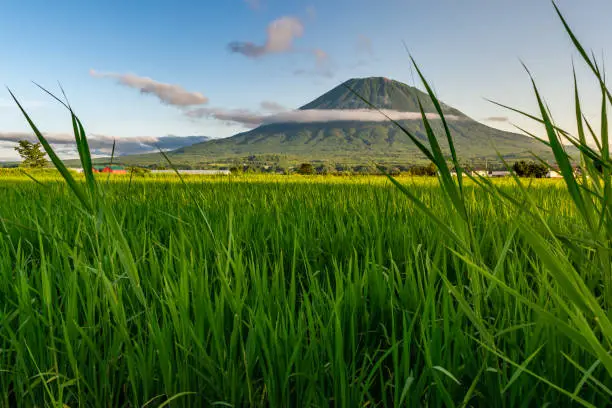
185 108 463 128
0 133 209 161
0 108 462 161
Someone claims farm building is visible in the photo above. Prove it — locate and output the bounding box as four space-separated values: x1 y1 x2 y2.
92 165 127 174
489 170 511 177
472 170 489 177
150 169 231 175
468 170 511 177
546 170 563 178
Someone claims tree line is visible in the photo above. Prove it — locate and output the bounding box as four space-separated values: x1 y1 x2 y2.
9 139 553 178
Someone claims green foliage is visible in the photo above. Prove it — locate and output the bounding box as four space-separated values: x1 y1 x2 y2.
2 3 611 407
297 162 315 175
2 172 609 407
242 164 257 173
126 166 151 176
369 3 612 406
315 164 334 175
14 140 48 168
408 162 437 176
351 164 375 174
512 160 548 178
388 167 401 176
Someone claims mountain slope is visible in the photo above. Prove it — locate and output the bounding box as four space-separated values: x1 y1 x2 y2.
300 77 463 115
62 135 210 166
125 77 553 166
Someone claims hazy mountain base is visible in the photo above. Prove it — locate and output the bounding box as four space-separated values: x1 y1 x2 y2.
102 120 558 169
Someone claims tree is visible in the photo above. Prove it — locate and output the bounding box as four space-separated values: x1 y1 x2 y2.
14 140 48 168
352 165 375 175
242 165 258 173
512 160 529 177
297 163 315 175
388 167 401 176
316 164 335 175
409 162 437 176
512 160 548 178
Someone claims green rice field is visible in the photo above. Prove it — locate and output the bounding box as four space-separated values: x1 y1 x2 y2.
3 6 612 406
0 172 610 407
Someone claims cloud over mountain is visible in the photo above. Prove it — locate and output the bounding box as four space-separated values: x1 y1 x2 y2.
485 116 509 122
185 107 461 128
185 108 264 127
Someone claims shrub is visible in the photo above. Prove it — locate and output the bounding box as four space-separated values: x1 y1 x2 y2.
126 166 150 176
297 163 315 175
408 162 437 176
512 160 548 178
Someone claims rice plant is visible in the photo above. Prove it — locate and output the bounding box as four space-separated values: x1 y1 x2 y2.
1 2 611 407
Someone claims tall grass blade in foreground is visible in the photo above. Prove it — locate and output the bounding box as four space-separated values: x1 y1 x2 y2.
373 1 612 402
4 2 612 406
7 89 92 211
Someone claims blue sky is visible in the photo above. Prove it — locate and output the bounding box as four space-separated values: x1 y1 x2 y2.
1 0 611 159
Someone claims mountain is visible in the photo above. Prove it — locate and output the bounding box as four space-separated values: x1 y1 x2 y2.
61 135 210 166
122 77 553 166
97 135 210 156
299 77 464 115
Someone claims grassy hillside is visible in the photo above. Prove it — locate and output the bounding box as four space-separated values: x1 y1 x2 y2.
170 120 552 164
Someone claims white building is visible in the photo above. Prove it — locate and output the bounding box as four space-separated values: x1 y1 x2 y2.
546 170 563 178
489 171 511 177
150 169 230 175
469 170 511 178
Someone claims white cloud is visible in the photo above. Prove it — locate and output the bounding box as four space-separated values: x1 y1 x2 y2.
228 16 304 58
0 99 45 109
0 132 208 160
185 108 263 127
90 70 208 106
484 116 509 123
263 109 461 124
185 107 462 128
228 16 332 76
260 101 287 112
